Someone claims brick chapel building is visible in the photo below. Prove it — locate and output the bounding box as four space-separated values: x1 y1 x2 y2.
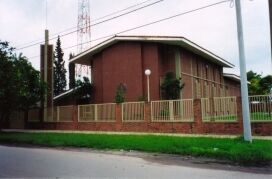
56 36 241 104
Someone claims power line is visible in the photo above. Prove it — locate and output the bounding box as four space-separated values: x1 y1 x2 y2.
16 0 163 51
63 0 231 50
27 0 231 60
16 0 159 50
53 0 156 36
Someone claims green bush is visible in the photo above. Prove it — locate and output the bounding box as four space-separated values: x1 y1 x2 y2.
114 83 126 104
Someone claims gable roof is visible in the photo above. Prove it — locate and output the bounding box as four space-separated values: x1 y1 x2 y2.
70 35 235 68
223 73 242 83
223 73 250 84
53 87 78 100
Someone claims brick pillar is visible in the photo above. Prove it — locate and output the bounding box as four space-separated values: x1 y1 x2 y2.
236 97 244 134
73 105 78 130
193 99 203 133
144 102 151 131
115 104 122 131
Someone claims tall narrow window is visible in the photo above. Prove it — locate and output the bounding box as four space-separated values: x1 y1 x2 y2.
205 65 208 79
225 86 229 96
213 68 216 82
196 60 199 77
195 79 201 99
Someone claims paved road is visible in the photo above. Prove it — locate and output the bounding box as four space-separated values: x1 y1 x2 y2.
0 145 270 178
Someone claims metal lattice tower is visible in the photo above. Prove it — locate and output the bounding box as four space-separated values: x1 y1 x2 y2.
76 0 91 78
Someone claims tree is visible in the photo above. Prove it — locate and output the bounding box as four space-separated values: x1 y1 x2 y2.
0 41 44 127
54 36 67 96
68 53 76 89
259 75 272 95
74 77 93 103
160 72 184 100
13 53 44 109
247 71 272 95
247 70 261 95
115 83 127 104
0 41 17 125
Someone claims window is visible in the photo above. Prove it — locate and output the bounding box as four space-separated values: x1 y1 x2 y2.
204 81 209 98
205 65 208 79
195 79 201 99
225 86 229 96
212 83 216 97
196 60 199 77
213 68 216 82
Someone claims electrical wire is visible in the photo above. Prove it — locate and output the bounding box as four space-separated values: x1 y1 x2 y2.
63 0 231 50
15 0 161 49
27 0 231 59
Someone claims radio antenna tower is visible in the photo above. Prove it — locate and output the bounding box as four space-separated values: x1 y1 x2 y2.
76 0 91 78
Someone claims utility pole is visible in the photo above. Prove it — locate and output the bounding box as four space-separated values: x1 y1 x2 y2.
41 30 54 122
269 0 272 67
234 0 252 142
44 30 48 121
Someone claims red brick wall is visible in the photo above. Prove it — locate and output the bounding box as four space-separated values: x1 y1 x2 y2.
91 42 162 103
57 41 241 104
102 42 143 102
181 49 194 99
142 43 161 101
92 53 103 103
224 78 241 97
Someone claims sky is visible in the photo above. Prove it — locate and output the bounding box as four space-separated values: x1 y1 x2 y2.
0 0 271 76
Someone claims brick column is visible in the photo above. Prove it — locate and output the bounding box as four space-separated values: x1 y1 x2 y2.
193 99 204 133
236 97 244 134
144 102 151 131
73 105 78 130
115 104 122 131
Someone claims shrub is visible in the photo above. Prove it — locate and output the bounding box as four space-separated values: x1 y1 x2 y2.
160 72 184 100
115 83 127 104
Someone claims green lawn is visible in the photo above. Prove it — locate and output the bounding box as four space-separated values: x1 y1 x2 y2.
251 112 272 121
203 115 237 122
203 112 272 122
0 132 271 166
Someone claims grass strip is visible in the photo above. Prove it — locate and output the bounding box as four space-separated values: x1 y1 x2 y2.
0 132 271 166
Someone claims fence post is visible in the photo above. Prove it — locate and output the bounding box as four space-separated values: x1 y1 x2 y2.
145 102 151 131
169 101 174 121
57 107 59 122
210 97 215 122
121 103 124 122
115 104 122 130
73 105 78 130
94 104 98 121
193 99 203 133
236 97 244 134
146 102 152 122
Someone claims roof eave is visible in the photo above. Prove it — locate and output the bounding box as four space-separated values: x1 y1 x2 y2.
69 36 235 68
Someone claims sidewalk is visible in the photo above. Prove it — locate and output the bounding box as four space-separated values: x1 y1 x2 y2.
2 129 271 140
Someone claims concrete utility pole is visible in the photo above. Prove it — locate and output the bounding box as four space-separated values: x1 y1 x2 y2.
269 0 272 64
41 30 54 122
44 29 48 121
234 0 252 142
